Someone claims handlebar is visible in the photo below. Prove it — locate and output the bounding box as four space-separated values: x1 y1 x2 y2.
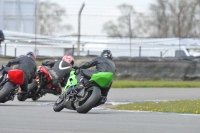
74 67 81 75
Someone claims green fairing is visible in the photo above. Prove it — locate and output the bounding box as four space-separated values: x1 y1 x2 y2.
64 71 114 92
64 71 77 92
89 72 114 88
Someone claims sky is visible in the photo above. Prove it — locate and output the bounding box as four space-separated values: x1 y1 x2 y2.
39 0 157 36
40 0 156 15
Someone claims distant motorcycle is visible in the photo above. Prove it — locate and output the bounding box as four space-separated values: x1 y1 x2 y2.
0 65 24 103
25 65 71 101
53 68 114 114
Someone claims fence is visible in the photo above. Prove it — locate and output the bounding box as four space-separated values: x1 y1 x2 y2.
2 36 200 58
1 2 200 58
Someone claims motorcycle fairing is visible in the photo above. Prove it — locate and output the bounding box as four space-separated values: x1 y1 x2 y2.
64 71 77 92
38 66 52 82
64 71 114 92
89 72 114 88
8 69 24 85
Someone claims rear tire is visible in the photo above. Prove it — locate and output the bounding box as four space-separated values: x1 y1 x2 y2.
0 82 14 103
76 86 101 114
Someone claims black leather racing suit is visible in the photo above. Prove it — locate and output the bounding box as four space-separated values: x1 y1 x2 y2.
7 56 37 93
42 60 72 95
78 56 116 97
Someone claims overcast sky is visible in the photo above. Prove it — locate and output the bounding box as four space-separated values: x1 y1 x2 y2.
40 0 156 15
39 0 157 35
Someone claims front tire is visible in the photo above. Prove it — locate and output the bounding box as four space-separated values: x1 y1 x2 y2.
0 82 15 103
53 95 65 112
76 86 101 114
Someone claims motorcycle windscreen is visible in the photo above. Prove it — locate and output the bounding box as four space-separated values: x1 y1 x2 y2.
8 69 24 85
90 72 114 88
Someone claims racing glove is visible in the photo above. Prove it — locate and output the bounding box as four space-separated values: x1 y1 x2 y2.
72 66 79 69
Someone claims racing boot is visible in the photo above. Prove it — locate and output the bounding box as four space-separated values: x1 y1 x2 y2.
94 96 107 107
99 96 107 104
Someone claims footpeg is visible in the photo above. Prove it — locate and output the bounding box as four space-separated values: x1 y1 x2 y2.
10 95 14 101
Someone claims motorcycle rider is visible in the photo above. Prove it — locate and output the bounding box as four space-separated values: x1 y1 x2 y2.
41 54 74 95
72 50 116 105
6 51 37 101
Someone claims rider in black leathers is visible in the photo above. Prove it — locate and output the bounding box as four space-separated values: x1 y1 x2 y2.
6 52 37 101
41 54 74 95
72 50 116 105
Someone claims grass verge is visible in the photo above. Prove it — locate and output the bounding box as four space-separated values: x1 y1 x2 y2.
112 80 200 88
108 100 200 114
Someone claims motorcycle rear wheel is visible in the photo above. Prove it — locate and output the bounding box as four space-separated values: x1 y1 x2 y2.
0 82 14 103
76 86 101 114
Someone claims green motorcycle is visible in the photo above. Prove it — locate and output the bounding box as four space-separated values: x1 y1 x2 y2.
53 68 114 114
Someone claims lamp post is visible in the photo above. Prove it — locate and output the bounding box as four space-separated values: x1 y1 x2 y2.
77 3 85 56
128 6 132 57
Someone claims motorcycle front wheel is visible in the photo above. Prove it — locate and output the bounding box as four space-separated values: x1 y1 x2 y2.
53 94 65 112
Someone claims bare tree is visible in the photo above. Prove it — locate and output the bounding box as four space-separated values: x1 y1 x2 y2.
149 0 199 37
102 4 148 37
103 1 200 38
38 2 73 36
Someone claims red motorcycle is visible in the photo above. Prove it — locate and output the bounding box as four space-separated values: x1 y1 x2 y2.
0 65 24 103
26 65 70 101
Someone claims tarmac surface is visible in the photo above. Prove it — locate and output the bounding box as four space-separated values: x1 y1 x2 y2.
0 88 200 133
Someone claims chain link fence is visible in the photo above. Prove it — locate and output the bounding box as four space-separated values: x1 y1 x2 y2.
1 12 200 58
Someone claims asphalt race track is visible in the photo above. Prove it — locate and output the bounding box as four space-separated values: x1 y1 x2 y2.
0 88 200 133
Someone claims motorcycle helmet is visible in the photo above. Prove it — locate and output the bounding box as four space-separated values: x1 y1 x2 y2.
62 54 74 66
100 50 112 60
26 51 36 60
